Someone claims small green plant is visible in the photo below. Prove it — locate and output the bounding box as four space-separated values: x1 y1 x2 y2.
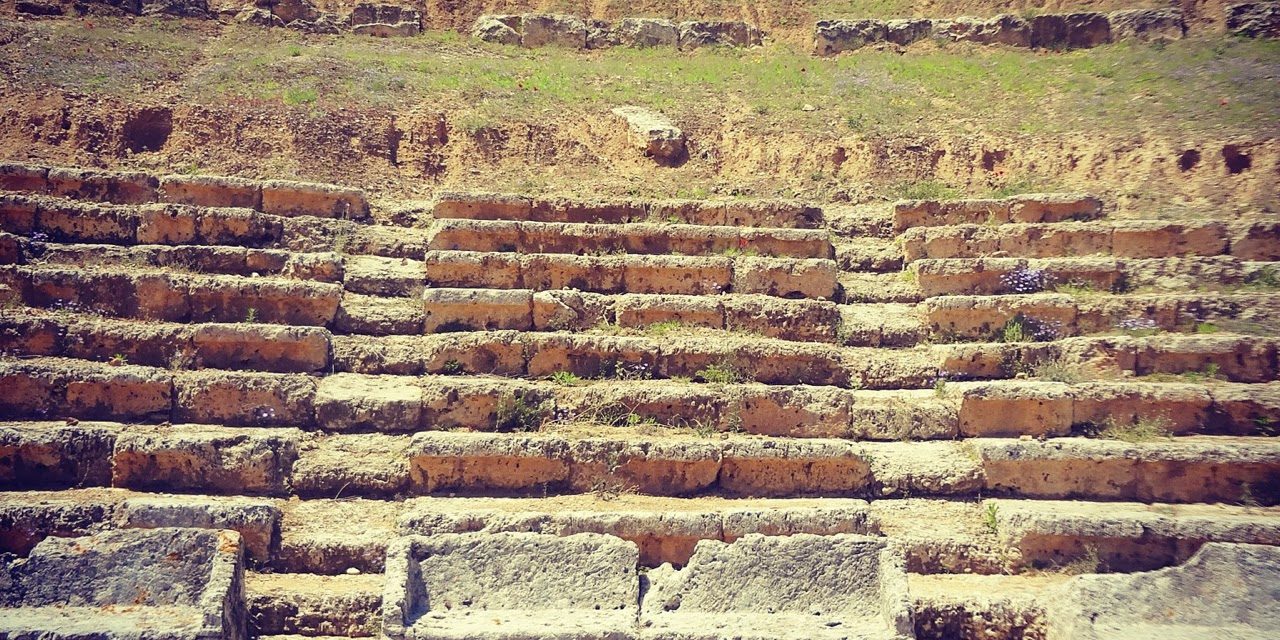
752 104 770 115
108 353 128 366
643 320 683 338
441 359 464 375
1193 321 1219 334
1000 316 1028 343
1033 357 1088 384
1054 281 1098 297
1244 266 1280 289
494 392 550 433
898 267 918 286
933 377 948 397
284 44 303 57
1240 482 1259 509
695 361 744 385
243 308 258 323
692 419 718 438
982 502 999 536
888 180 958 201
549 370 581 386
1098 416 1173 443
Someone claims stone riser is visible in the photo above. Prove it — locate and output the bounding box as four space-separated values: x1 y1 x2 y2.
427 218 833 259
3 422 1277 505
1 163 370 219
901 220 1280 262
912 256 1276 298
924 292 1280 341
1 265 342 326
424 250 839 299
892 194 1104 232
433 192 822 229
2 356 1273 438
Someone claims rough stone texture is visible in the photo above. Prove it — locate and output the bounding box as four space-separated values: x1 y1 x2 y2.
641 533 913 639
382 532 639 640
1030 12 1111 49
315 373 424 432
260 179 370 220
1108 9 1185 41
617 17 679 47
117 495 281 565
0 527 246 639
521 13 587 48
112 425 302 496
1046 543 1280 639
472 15 522 45
935 15 1030 47
1228 2 1280 38
678 20 761 49
612 106 687 162
814 19 886 55
349 3 422 37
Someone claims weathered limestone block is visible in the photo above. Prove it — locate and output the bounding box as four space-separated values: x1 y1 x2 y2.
471 15 522 45
1109 9 1185 41
612 106 686 162
139 0 209 18
315 373 423 432
641 533 914 639
46 167 158 205
616 17 679 47
885 18 933 45
678 20 761 49
117 495 281 564
935 15 1031 46
521 14 587 48
191 323 330 373
350 3 422 37
1227 2 1280 38
382 532 638 640
259 0 319 24
1046 543 1280 639
260 179 370 220
0 162 49 192
237 6 286 28
113 425 302 496
423 287 533 332
0 528 246 639
0 422 119 488
174 369 316 427
159 174 262 209
1030 12 1111 49
813 19 887 55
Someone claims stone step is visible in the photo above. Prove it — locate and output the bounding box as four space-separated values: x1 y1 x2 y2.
988 498 1280 573
0 311 331 374
839 272 923 303
423 250 839 300
892 194 1103 232
923 291 1280 340
433 191 823 228
246 572 382 637
1 191 428 260
910 573 1063 640
425 218 833 259
7 421 1271 503
332 331 1278 386
5 352 1271 439
1 264 342 326
8 239 343 282
901 219 1280 262
833 237 903 272
1 162 371 219
911 255 1277 297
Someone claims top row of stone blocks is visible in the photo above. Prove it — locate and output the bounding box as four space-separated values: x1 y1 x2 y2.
814 9 1186 55
473 14 763 50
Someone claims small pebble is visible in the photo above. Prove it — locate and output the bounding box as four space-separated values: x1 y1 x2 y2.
345 567 360 575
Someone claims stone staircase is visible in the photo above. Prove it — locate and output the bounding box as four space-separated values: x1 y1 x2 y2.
1 162 1277 639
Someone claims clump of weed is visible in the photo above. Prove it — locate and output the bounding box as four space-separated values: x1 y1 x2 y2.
441 359 464 375
998 314 1063 343
549 370 581 386
643 320 683 338
982 502 999 536
494 392 551 432
1031 356 1092 384
694 361 745 385
1095 416 1173 443
243 307 258 323
888 180 958 201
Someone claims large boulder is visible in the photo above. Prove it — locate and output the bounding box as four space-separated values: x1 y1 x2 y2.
678 20 762 49
1108 9 1185 41
521 13 587 48
349 3 422 37
1227 2 1280 38
935 15 1031 47
615 17 679 47
1046 542 1280 639
611 106 686 163
382 532 638 639
641 533 914 639
1030 12 1111 49
814 19 887 55
0 527 247 639
472 15 522 46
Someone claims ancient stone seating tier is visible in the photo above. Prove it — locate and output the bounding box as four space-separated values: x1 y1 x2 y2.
1 163 1279 639
472 14 763 50
0 527 247 639
383 532 639 639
